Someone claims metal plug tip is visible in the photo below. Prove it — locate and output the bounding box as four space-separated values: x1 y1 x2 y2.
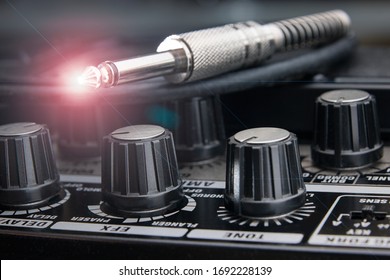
78 66 102 88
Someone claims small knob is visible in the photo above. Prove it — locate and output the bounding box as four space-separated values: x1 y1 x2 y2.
57 104 101 158
57 103 123 159
102 125 185 217
225 127 306 217
312 89 383 169
0 122 61 208
149 95 225 163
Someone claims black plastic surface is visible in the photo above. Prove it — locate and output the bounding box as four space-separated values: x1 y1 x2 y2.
101 126 185 217
312 90 383 169
225 132 306 217
0 125 61 207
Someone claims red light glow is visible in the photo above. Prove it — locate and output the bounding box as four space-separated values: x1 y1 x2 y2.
60 65 96 101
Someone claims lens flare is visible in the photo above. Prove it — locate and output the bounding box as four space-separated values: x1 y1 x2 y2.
77 66 101 88
61 69 93 100
77 75 85 85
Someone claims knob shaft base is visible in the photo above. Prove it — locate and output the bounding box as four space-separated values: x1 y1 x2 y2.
311 145 383 170
225 190 306 218
0 183 63 209
102 188 186 218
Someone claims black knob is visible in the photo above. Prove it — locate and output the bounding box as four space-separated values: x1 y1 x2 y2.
0 122 61 208
57 103 123 159
312 89 383 169
102 124 185 217
225 127 306 217
57 104 101 158
150 95 225 163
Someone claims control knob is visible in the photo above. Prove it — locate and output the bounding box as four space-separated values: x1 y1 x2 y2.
151 95 225 163
225 127 306 217
101 125 185 217
0 122 61 208
311 89 383 169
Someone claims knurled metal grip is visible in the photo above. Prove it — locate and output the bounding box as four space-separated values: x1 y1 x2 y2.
157 21 280 83
157 10 350 83
271 10 350 50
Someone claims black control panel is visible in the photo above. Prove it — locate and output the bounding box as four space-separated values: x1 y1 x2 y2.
1 150 390 259
1 87 390 259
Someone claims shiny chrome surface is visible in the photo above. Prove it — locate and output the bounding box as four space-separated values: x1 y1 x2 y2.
80 10 351 88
